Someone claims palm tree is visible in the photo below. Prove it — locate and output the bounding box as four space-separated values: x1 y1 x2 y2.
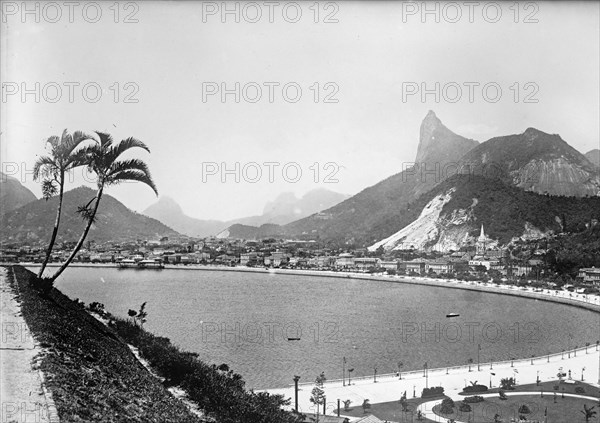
49 132 158 283
581 404 597 422
33 130 93 280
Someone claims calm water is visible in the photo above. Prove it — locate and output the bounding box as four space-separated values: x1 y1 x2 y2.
49 267 598 389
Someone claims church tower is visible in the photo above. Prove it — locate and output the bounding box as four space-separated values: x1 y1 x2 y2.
476 224 487 255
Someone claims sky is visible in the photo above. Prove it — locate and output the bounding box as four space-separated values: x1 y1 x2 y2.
1 1 599 221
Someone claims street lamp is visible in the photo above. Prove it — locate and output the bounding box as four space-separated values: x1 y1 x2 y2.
374 366 377 383
342 357 346 386
347 368 354 386
477 344 481 371
293 375 301 412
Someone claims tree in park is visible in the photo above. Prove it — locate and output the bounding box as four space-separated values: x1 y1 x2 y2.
500 377 516 390
362 399 371 414
49 132 158 283
581 404 597 422
309 372 326 423
33 130 95 291
399 391 409 412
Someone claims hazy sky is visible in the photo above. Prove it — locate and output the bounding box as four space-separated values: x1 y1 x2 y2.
2 1 599 220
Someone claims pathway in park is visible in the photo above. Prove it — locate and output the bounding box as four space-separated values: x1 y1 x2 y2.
0 267 59 422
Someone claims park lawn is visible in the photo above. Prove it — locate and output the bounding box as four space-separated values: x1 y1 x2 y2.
336 396 445 422
487 380 600 397
433 394 599 423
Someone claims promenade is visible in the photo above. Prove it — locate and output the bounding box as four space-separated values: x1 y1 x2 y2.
0 267 59 423
264 345 600 421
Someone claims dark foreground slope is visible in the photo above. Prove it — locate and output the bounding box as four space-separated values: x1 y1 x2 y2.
7 266 202 422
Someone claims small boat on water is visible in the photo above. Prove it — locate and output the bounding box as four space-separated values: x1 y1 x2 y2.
287 337 301 341
446 313 460 318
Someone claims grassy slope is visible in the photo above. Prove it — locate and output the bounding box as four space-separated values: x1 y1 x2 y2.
7 265 203 423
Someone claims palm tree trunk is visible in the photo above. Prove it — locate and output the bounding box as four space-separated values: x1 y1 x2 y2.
50 186 104 283
38 177 64 278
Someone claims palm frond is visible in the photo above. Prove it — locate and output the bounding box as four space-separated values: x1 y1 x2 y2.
33 156 57 181
45 135 60 155
106 137 151 164
107 169 158 195
107 159 151 178
60 129 73 147
41 179 58 200
95 131 114 150
62 130 95 157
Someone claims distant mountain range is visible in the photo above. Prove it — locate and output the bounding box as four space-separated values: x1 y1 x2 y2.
229 111 600 247
3 111 598 250
1 172 37 216
143 189 349 238
142 196 226 238
1 186 178 244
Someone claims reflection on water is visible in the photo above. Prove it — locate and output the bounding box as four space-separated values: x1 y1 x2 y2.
52 267 598 389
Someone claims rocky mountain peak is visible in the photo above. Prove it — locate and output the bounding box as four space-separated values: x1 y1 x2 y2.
415 110 479 166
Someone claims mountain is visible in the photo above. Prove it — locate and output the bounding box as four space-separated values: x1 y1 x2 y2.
216 223 282 240
144 188 349 238
1 186 179 244
232 189 350 227
585 149 600 168
368 174 600 253
456 128 600 197
0 172 37 216
277 115 599 246
143 196 227 238
277 111 479 245
415 110 480 166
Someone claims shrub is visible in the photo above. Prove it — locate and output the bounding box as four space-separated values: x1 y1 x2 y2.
500 377 516 390
421 386 445 398
575 387 585 394
440 398 455 414
499 390 508 400
462 384 488 393
463 395 484 403
518 404 531 414
458 402 472 412
110 317 301 423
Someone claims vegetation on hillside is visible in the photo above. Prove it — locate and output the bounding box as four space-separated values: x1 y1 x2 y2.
8 265 203 422
441 174 600 244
